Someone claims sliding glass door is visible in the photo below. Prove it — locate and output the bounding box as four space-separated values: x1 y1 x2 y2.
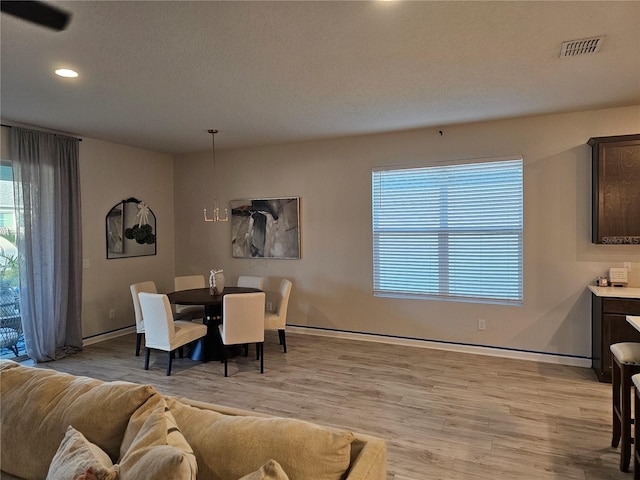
0 160 24 359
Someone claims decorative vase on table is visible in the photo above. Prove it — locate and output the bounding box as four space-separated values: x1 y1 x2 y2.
209 269 225 295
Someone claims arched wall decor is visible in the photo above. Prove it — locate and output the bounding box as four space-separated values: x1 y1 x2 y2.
106 197 157 259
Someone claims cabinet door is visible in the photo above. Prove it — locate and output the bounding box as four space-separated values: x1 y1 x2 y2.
589 135 640 244
602 313 640 375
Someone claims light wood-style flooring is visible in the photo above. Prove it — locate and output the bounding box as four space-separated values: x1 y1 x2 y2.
29 331 627 480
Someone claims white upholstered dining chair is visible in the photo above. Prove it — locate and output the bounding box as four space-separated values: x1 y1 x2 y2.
218 292 266 377
237 275 265 290
173 275 206 321
264 279 292 353
130 280 157 356
138 292 208 376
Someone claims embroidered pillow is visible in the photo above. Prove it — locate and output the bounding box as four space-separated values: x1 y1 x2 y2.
46 425 119 480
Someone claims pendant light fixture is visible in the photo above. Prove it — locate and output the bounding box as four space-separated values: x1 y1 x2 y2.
203 129 229 222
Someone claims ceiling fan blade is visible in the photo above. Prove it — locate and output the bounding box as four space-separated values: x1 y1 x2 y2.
1 1 70 31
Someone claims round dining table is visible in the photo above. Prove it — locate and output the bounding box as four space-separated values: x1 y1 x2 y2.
166 286 262 361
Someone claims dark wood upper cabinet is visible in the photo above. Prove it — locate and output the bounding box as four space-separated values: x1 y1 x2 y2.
589 134 640 244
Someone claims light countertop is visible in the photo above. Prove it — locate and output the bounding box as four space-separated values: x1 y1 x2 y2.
627 316 640 332
588 285 640 299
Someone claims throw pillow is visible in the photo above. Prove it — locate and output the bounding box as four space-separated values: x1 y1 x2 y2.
118 397 197 480
238 459 290 480
75 468 100 480
46 425 119 480
167 398 354 480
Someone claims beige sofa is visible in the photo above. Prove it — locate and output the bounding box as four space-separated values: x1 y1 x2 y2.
0 360 386 480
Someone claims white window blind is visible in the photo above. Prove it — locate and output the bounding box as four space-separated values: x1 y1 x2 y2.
372 157 523 304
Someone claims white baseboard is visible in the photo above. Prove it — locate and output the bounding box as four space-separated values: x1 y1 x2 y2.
287 326 592 368
81 324 591 368
83 326 136 347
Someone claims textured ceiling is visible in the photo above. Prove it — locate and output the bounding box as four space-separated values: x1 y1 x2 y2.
1 1 639 154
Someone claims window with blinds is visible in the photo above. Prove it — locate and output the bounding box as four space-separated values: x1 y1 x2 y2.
372 157 523 304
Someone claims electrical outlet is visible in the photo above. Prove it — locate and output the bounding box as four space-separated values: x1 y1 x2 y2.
108 309 116 319
478 318 486 331
82 259 90 269
624 262 632 271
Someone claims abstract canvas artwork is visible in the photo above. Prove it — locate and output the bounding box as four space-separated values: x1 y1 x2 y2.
230 197 300 259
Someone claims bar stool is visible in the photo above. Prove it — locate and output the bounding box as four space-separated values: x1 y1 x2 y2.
633 374 640 479
611 342 640 472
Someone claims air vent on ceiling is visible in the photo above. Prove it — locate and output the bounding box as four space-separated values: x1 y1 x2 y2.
560 36 605 58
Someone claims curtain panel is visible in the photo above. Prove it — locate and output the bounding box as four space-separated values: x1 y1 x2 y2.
10 127 82 362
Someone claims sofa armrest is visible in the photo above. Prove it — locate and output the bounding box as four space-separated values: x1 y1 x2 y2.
344 434 387 480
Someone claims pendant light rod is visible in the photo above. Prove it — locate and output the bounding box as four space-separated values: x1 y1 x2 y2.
203 128 229 222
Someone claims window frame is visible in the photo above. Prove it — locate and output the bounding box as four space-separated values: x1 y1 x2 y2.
372 155 524 305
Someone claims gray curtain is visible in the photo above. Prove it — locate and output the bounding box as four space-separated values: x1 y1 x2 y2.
10 127 83 362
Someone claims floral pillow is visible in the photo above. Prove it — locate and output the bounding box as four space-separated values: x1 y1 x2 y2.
46 426 119 480
75 468 101 480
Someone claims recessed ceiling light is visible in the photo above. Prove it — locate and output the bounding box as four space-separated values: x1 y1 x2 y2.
55 68 78 78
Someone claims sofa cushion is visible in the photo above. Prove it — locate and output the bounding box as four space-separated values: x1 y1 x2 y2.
118 397 197 480
0 363 157 480
167 398 354 480
46 426 119 480
238 460 290 480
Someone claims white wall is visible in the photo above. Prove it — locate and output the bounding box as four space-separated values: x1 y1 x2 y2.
173 106 640 360
80 138 175 338
4 106 640 358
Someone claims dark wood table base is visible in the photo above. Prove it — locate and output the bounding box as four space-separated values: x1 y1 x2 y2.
168 287 261 362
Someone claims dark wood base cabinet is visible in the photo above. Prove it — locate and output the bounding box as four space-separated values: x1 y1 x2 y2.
592 294 640 382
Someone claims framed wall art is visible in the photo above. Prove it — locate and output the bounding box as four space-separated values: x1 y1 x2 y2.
231 197 300 259
105 197 157 259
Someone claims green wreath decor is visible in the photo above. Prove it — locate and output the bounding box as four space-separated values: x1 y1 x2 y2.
124 224 156 244
124 201 156 245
